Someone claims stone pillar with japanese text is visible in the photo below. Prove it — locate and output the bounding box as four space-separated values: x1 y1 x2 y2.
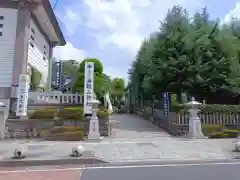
84 62 101 140
16 74 30 117
84 62 94 115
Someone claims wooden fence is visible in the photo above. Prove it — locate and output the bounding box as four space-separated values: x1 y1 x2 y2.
136 106 240 136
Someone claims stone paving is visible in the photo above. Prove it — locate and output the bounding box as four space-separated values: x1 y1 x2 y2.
0 114 237 164
109 114 171 139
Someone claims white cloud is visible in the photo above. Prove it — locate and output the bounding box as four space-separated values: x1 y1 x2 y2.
81 0 201 54
57 0 203 79
221 2 240 25
53 42 86 61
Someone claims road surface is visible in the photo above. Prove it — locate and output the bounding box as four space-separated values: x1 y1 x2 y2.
81 161 240 180
0 160 239 180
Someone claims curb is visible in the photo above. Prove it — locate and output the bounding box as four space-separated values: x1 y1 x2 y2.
0 158 108 167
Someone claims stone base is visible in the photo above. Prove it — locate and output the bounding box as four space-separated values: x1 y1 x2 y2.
188 118 206 139
87 135 103 142
187 133 207 139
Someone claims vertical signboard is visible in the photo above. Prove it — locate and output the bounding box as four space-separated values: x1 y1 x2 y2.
84 62 94 115
16 74 29 116
55 61 62 90
163 92 170 120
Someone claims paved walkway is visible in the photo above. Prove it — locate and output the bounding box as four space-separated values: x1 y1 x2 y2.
0 114 237 164
110 114 170 139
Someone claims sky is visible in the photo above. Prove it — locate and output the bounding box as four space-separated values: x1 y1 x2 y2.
51 0 240 83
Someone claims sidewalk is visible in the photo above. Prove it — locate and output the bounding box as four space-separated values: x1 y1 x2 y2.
0 138 237 165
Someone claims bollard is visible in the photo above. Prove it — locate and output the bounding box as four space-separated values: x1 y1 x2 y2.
72 145 84 157
13 148 25 158
235 136 240 152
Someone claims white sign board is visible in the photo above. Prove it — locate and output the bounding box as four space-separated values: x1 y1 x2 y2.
16 74 29 116
84 62 94 114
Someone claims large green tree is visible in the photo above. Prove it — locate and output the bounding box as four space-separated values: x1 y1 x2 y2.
72 58 104 98
128 5 240 105
52 59 79 80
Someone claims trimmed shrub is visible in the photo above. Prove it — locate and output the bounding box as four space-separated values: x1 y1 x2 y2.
58 107 84 120
201 125 225 136
208 132 228 139
39 130 51 138
172 104 240 113
29 108 57 119
47 131 84 141
50 126 83 134
223 129 240 138
97 110 109 120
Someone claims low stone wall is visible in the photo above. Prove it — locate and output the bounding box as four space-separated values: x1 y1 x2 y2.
5 117 109 139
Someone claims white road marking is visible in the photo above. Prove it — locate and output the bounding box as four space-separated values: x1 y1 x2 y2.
0 161 240 174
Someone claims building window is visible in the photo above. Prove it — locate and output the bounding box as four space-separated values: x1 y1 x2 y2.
30 34 35 41
0 32 2 36
0 24 3 28
0 16 3 20
30 42 34 48
43 56 46 61
29 28 35 47
43 45 47 55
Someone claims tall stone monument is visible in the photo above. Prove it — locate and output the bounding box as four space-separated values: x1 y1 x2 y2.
0 102 6 139
84 62 94 115
83 62 101 140
16 74 30 117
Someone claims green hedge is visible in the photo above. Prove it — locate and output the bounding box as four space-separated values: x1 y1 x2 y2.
97 110 109 120
50 126 84 134
47 131 84 141
58 107 84 121
29 108 57 119
172 104 240 113
201 125 240 138
208 132 229 139
45 126 85 141
29 107 109 121
201 125 225 136
222 129 240 138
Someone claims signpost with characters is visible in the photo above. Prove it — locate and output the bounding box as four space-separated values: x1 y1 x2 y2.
84 62 94 116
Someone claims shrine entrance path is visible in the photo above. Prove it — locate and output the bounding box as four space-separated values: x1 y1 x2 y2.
109 114 171 140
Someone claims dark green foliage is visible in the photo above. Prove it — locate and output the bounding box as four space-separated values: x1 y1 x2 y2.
30 67 42 91
128 5 240 105
78 58 103 74
72 58 104 97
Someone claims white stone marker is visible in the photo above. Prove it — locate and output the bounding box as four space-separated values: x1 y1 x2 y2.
84 62 94 115
0 102 6 140
88 99 101 140
185 97 205 138
16 74 30 117
235 136 240 152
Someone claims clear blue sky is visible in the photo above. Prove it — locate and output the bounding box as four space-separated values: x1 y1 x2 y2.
51 0 240 83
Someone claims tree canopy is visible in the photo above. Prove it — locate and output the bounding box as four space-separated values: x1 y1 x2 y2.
128 6 240 105
72 58 104 97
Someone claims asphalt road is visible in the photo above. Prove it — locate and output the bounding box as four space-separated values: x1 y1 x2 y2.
81 162 240 180
0 161 240 180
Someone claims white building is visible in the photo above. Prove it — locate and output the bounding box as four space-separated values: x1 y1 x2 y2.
0 0 66 109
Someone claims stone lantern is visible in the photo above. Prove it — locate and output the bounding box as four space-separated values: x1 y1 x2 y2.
87 99 101 140
185 97 205 138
